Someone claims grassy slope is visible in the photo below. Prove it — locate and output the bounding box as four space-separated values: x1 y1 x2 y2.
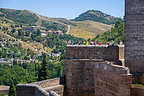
69 20 112 39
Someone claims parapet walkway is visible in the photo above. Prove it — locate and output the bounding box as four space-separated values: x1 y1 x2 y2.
16 78 64 96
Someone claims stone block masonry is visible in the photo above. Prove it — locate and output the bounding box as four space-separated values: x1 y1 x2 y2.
16 78 64 96
63 59 131 96
16 84 50 96
131 87 144 96
125 0 144 74
63 45 131 96
66 45 124 61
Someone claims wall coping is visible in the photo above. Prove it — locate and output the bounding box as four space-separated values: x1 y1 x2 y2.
31 78 59 85
17 78 62 96
64 59 104 62
67 45 124 48
17 84 50 96
64 59 130 75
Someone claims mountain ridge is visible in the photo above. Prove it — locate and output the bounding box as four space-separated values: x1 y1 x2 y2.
0 8 115 39
73 10 119 25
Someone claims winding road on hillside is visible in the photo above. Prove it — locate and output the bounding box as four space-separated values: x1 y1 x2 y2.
66 25 71 34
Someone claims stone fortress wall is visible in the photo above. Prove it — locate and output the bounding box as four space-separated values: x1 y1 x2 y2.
63 45 132 96
16 78 64 96
131 87 144 96
65 45 123 60
125 0 144 74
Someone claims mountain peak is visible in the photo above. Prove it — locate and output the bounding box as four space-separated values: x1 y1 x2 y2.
73 10 119 25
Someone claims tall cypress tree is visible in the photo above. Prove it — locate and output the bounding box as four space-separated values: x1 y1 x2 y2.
38 53 49 81
8 80 16 96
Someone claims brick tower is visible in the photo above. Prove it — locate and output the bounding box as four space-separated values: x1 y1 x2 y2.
125 0 144 74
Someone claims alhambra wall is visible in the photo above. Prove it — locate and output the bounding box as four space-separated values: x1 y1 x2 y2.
125 0 144 74
65 45 120 61
16 78 64 96
63 45 131 96
131 87 144 96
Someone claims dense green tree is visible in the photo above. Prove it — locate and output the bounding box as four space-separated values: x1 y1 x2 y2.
8 80 16 96
18 29 23 36
38 53 49 81
36 29 41 36
11 29 16 33
0 64 37 85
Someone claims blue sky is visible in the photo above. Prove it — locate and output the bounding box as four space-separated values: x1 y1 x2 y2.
0 0 125 19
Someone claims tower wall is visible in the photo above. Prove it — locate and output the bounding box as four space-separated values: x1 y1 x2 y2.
125 0 144 73
65 45 124 61
63 46 131 96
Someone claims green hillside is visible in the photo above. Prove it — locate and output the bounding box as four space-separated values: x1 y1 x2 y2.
73 10 119 25
92 19 124 44
0 8 68 33
0 8 38 25
0 8 117 39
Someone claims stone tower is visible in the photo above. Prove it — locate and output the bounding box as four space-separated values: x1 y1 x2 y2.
125 0 144 74
63 45 131 96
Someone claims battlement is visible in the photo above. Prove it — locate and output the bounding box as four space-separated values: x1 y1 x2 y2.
65 45 124 61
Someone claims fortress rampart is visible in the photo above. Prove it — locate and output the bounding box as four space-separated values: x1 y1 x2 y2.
125 0 144 74
63 45 131 96
16 78 64 96
65 45 124 60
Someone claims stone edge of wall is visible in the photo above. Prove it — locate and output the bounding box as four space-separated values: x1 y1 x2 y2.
65 45 124 61
66 45 124 48
131 87 144 96
17 84 50 96
16 78 62 96
31 78 60 88
64 59 130 75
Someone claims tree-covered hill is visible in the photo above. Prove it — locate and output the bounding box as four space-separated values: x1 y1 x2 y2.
92 19 124 44
0 8 68 33
0 8 38 25
73 10 120 25
0 16 84 86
